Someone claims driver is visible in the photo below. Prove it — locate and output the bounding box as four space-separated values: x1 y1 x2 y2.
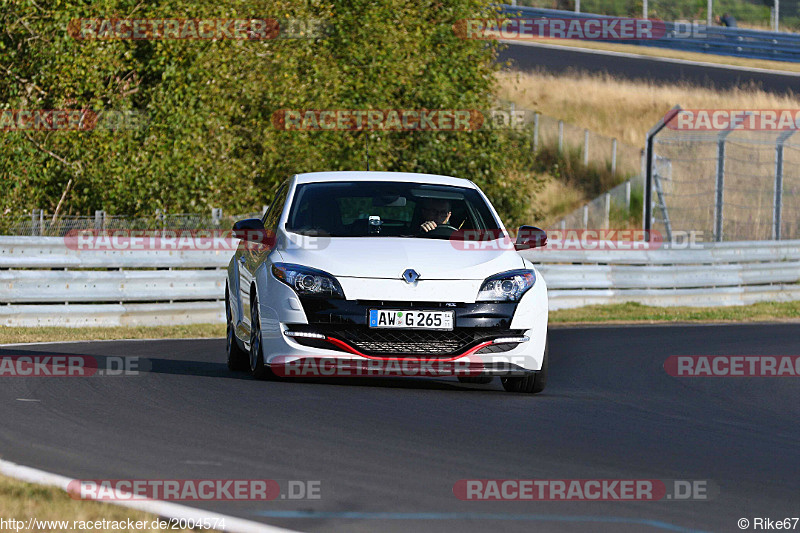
418 198 452 233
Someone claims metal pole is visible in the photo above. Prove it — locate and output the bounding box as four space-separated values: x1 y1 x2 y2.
95 210 105 230
710 113 750 242
643 0 648 20
583 205 589 229
773 131 795 240
604 193 611 229
533 112 539 152
575 0 580 13
774 0 780 31
644 106 681 242
31 209 41 236
707 0 713 26
557 120 564 154
583 129 589 167
625 180 631 214
714 138 725 242
611 138 617 176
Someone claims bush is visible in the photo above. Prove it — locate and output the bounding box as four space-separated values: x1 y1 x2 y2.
0 1 538 227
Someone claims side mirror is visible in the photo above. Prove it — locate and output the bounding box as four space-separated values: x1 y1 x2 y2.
233 218 268 243
514 226 548 250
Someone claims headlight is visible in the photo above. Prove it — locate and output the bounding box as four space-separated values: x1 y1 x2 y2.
476 269 536 302
271 263 344 299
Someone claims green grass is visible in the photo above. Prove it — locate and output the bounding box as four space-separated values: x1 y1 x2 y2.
1 302 799 345
550 301 800 324
0 473 193 532
0 324 225 344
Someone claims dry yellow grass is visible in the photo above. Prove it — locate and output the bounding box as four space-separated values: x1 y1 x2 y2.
532 171 587 224
0 473 192 532
497 70 800 146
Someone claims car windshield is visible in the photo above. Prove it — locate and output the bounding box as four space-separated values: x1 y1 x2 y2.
285 181 502 239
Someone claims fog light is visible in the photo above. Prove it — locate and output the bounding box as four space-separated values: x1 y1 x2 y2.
492 336 530 344
284 330 326 339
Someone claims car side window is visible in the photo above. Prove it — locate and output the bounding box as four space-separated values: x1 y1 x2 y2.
263 182 289 232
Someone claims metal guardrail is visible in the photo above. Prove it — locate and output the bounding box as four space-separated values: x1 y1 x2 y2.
1 237 799 324
498 5 800 62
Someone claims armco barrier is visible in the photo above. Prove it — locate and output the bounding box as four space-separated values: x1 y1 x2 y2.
497 5 800 63
1 237 799 325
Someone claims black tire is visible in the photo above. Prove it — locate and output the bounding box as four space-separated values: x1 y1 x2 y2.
501 339 548 394
457 376 493 384
249 291 272 380
226 286 249 371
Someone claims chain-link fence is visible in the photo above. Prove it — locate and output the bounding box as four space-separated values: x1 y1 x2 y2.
556 175 644 230
533 113 641 180
532 111 645 230
0 208 266 236
650 122 800 242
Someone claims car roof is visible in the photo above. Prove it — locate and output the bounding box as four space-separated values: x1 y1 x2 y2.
293 171 475 188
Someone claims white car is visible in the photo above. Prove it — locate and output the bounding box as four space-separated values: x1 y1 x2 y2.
225 171 549 393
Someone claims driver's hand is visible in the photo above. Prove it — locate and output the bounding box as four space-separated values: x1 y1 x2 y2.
420 221 437 232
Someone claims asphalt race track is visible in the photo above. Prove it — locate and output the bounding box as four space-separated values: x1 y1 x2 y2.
500 42 800 95
1 324 799 532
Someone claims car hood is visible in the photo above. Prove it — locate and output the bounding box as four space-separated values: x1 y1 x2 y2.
277 234 524 281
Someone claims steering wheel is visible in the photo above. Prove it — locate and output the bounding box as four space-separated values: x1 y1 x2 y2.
425 224 458 237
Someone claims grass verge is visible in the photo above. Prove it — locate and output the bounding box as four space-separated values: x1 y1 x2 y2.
550 301 800 325
497 70 800 147
1 301 798 345
0 324 225 345
0 473 191 532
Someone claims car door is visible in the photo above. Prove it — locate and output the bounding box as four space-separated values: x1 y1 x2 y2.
241 181 289 326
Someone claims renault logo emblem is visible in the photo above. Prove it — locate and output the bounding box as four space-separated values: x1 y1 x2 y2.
402 269 420 283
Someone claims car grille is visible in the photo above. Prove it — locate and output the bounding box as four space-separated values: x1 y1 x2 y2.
287 325 523 357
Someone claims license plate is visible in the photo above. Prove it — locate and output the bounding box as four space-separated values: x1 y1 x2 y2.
368 309 454 330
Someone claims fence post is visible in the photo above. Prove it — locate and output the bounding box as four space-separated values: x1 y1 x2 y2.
625 180 631 214
773 131 795 240
645 106 681 241
643 0 648 19
707 0 713 26
557 120 563 154
560 218 566 231
604 193 611 229
94 210 106 230
211 207 223 226
31 209 42 236
583 129 589 167
575 0 581 13
611 138 617 176
533 112 540 153
714 137 726 242
774 0 780 31
582 205 589 229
